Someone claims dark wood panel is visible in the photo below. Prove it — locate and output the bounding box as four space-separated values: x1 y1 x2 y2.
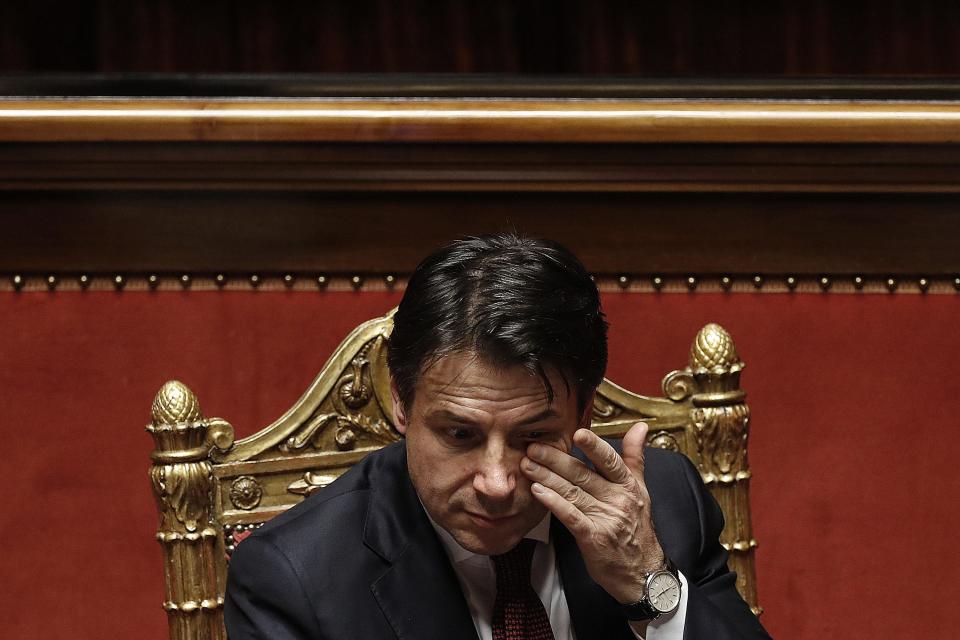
1 1 959 75
2 190 958 275
5 142 960 193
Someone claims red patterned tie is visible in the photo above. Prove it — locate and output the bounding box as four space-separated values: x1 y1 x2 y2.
491 539 556 640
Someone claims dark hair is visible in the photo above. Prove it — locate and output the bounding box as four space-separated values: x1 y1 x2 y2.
387 234 608 415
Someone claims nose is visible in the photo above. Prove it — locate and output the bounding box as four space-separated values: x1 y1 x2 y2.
473 440 517 501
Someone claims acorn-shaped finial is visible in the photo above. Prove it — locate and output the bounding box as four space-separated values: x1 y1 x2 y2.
151 380 203 425
689 323 742 373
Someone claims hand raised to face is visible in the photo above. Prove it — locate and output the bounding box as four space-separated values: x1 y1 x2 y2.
521 421 665 605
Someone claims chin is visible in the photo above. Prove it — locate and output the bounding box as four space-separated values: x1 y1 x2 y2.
452 529 524 556
447 512 539 556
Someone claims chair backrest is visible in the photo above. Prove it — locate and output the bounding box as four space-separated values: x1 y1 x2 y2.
146 309 758 640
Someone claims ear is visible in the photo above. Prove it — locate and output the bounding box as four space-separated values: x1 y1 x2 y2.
390 379 408 436
578 388 597 430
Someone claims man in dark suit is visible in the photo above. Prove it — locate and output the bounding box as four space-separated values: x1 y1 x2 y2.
225 235 771 640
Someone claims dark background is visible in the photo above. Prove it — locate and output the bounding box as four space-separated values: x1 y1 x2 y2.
1 0 959 76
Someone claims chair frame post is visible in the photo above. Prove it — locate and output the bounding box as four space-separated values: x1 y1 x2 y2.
147 381 234 640
687 324 760 613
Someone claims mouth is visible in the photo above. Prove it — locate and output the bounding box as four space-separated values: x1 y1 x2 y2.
465 511 519 528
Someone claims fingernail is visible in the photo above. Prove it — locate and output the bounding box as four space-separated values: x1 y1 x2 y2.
522 457 539 472
531 483 544 494
528 444 542 458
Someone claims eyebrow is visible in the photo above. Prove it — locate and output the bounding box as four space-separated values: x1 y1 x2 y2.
515 408 561 427
422 408 561 427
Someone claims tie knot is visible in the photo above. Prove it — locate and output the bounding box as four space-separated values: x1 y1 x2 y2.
492 538 537 594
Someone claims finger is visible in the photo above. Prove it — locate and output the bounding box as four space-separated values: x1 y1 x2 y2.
521 455 598 510
621 421 650 479
525 442 612 498
530 481 592 536
572 428 634 485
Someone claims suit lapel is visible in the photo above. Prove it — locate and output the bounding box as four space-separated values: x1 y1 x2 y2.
553 517 635 640
364 443 479 640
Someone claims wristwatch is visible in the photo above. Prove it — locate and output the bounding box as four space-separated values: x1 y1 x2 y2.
620 559 682 621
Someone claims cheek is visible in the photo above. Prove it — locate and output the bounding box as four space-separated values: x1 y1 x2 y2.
407 436 474 496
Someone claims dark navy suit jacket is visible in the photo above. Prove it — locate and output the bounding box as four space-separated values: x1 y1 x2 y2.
225 441 771 639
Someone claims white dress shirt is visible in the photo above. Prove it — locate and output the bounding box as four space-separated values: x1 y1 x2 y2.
427 512 688 640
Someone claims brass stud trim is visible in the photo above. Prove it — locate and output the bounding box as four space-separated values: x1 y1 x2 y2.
3 273 960 293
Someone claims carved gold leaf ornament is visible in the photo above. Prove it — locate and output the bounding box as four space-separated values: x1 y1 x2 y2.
649 430 680 451
287 471 340 497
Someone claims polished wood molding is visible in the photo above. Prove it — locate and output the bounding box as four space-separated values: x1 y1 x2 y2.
6 98 960 143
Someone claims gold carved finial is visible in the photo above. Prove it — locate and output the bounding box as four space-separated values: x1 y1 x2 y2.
151 380 203 425
689 323 741 373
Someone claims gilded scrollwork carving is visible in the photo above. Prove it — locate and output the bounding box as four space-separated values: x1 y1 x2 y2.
229 476 263 510
279 338 400 454
591 394 621 420
338 347 373 409
661 369 695 402
287 471 339 497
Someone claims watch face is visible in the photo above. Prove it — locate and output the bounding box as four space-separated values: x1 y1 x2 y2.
648 571 681 613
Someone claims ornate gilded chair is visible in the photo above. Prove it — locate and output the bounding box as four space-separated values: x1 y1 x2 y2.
146 310 758 640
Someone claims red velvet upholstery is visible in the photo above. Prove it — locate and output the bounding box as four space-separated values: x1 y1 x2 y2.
1 290 958 638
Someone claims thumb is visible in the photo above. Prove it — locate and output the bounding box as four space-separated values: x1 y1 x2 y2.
621 421 649 479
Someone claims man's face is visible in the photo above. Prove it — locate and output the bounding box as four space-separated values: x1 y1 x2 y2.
392 351 591 556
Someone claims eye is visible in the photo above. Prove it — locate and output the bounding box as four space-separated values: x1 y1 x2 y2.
442 426 478 444
521 429 560 442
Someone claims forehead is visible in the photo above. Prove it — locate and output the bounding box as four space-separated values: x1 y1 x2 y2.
413 351 572 415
